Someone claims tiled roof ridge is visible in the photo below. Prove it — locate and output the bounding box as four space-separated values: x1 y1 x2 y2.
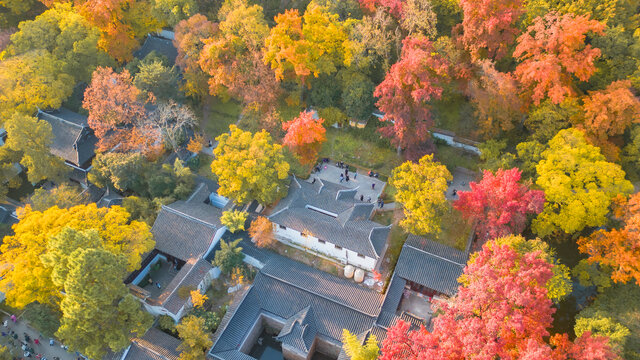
404 243 466 267
158 258 198 305
261 267 379 317
186 182 206 203
38 109 87 129
162 204 218 229
132 337 177 360
209 286 254 353
368 225 392 257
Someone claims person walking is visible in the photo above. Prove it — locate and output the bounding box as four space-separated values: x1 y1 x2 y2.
346 175 350 182
353 171 357 180
360 194 364 201
371 183 375 190
339 173 344 183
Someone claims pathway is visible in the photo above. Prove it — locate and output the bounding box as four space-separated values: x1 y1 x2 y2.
0 314 79 360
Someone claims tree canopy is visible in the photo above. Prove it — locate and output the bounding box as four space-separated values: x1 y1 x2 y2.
0 204 153 309
390 154 452 235
211 125 289 205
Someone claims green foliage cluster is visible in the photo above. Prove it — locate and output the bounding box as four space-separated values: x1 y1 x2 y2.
89 154 195 203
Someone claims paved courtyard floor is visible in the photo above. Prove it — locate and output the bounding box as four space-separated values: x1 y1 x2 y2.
312 163 386 203
398 290 433 321
0 314 80 360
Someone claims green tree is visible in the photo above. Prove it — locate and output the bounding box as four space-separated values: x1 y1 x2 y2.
23 303 61 338
221 210 248 233
88 152 149 194
211 125 289 205
177 315 213 360
0 51 74 123
390 154 452 235
133 61 181 101
340 69 375 120
56 246 152 359
575 316 630 353
122 196 159 226
515 140 546 180
153 0 198 27
533 128 633 237
342 329 379 360
572 259 613 292
213 239 244 275
590 25 640 90
1 3 114 83
158 315 177 334
4 112 69 184
189 307 221 332
524 98 580 143
25 183 88 212
575 283 640 359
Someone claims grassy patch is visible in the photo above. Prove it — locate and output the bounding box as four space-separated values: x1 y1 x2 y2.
432 91 477 140
428 205 472 251
381 225 409 287
371 210 394 226
200 96 242 139
320 127 403 178
435 144 480 172
381 183 397 202
196 154 214 177
272 242 342 276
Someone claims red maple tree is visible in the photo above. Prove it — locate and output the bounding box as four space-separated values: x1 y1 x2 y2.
83 67 160 155
374 36 449 159
513 12 605 106
578 192 640 286
459 0 524 60
580 80 640 160
453 168 545 246
282 111 327 165
380 243 617 360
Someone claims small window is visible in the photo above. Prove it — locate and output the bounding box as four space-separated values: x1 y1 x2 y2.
279 225 287 230
357 253 365 258
318 239 326 244
335 244 342 250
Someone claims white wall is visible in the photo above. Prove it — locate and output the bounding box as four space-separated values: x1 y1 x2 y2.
273 225 376 271
431 131 481 155
204 227 228 260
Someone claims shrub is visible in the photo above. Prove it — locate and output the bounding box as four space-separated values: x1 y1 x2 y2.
221 210 248 233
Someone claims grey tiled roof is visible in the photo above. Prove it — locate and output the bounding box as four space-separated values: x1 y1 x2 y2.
405 234 468 265
209 257 384 360
277 307 317 353
394 239 466 297
160 257 212 314
124 327 181 360
135 35 178 65
151 202 220 260
269 177 390 258
38 108 97 167
261 257 383 316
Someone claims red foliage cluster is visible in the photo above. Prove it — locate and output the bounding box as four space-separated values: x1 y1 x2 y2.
454 168 545 246
380 243 616 360
282 111 327 165
514 12 605 106
374 36 449 159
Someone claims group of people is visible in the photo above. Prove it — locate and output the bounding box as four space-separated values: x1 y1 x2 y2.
2 316 64 359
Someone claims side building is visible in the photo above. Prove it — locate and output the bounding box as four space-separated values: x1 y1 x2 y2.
37 108 98 184
209 255 385 360
126 179 230 322
268 177 391 272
